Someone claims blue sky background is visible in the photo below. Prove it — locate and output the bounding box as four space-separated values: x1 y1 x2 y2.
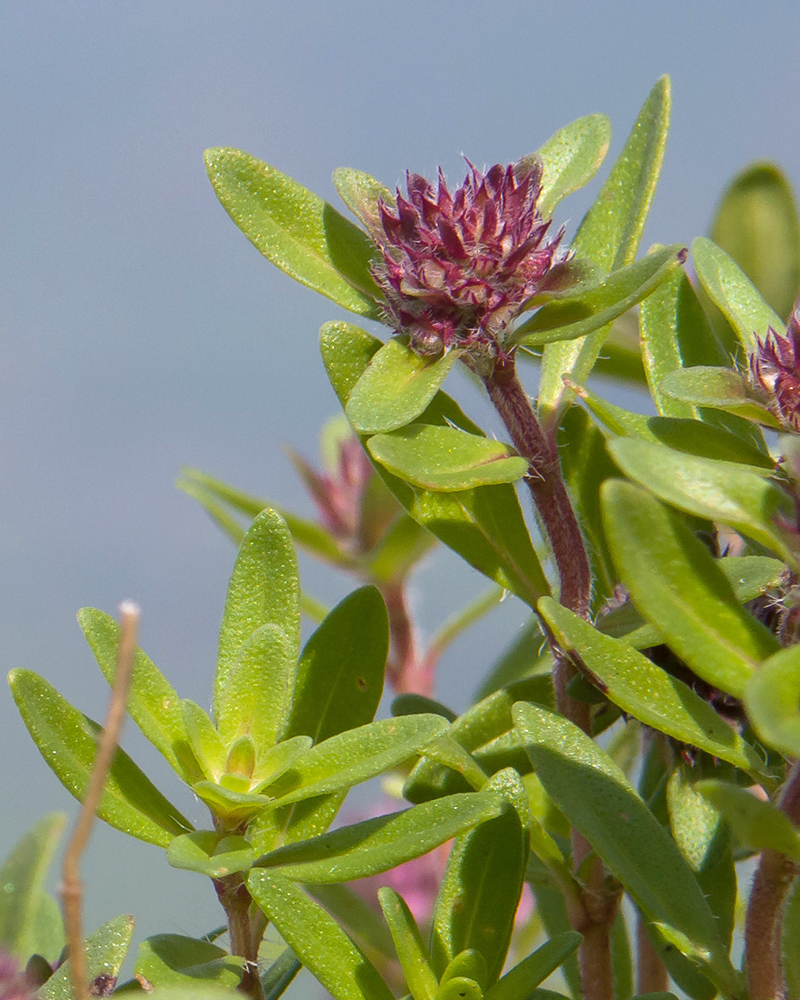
2 1 799 988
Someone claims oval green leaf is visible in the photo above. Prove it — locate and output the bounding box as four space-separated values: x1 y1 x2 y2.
40 914 135 1000
346 337 460 434
247 870 394 1000
322 321 549 607
607 436 796 563
529 113 612 217
134 934 244 990
658 366 780 427
692 236 785 351
166 832 256 878
484 932 582 1000
78 609 189 779
368 424 528 491
512 703 739 995
205 148 380 316
216 624 293 752
333 167 394 233
539 77 671 424
538 597 768 781
601 480 779 697
9 670 192 847
0 813 66 961
284 586 388 745
516 245 686 346
263 714 449 808
697 780 800 860
710 162 800 320
744 643 800 758
215 508 300 723
378 887 438 1000
430 806 526 985
254 792 504 883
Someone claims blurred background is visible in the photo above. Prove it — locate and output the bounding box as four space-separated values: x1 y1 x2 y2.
2 0 799 989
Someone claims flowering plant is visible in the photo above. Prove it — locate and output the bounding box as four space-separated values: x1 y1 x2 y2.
7 75 800 1000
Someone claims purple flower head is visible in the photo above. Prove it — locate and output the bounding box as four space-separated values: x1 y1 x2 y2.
368 159 566 361
750 310 800 431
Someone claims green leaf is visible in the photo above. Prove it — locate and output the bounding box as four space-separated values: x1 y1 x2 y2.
247 870 394 1000
531 114 612 217
745 643 800 757
333 167 394 232
215 508 300 725
710 162 800 320
573 377 771 468
403 676 553 803
698 778 800 859
309 884 395 959
27 892 65 967
512 703 739 995
538 598 769 780
78 609 190 779
261 948 302 1000
658 366 781 427
484 932 582 1000
430 775 528 985
8 670 193 847
377 888 438 1000
667 767 736 949
692 236 785 352
639 266 738 419
264 715 450 808
607 436 796 562
135 934 244 990
205 148 380 317
601 479 779 697
559 406 618 607
191 781 273 827
539 77 671 424
216 624 293 753
346 337 460 434
40 914 135 1000
284 586 388 745
0 812 66 961
255 792 503 884
515 244 686 346
368 424 528 491
182 699 226 780
321 321 549 607
166 832 256 878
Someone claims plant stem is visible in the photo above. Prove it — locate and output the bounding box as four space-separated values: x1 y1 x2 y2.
482 353 616 1000
481 353 592 726
214 875 265 1000
382 581 431 695
746 762 800 1000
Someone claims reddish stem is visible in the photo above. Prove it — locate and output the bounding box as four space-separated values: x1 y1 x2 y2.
746 762 800 1000
481 353 616 1000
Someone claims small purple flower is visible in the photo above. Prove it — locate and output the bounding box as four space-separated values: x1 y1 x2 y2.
368 159 566 362
750 311 800 431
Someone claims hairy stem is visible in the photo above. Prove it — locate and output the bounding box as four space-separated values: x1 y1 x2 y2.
482 354 615 1000
481 354 592 727
214 875 264 1000
746 762 800 1000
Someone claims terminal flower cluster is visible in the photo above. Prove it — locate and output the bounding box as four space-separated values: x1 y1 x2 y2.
750 310 800 431
368 159 566 362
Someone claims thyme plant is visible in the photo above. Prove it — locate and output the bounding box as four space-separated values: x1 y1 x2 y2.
5 75 800 1000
